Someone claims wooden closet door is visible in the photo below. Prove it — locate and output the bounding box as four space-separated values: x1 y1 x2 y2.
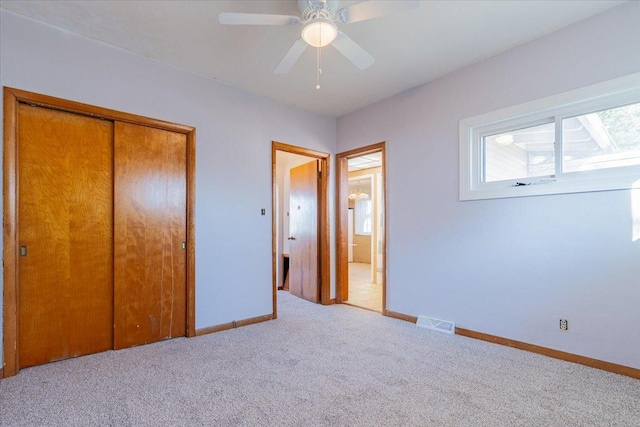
17 104 114 368
114 122 187 349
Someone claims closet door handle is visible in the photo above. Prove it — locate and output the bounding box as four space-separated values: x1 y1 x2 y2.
20 245 28 257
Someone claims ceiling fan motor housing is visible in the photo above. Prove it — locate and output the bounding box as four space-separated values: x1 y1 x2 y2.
298 0 338 21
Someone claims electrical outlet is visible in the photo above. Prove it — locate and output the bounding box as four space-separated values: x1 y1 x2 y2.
559 319 569 331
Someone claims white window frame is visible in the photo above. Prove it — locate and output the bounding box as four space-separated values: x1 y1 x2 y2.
460 73 640 201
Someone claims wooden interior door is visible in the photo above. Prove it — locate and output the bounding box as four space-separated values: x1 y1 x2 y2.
17 104 114 368
114 122 187 349
288 160 320 303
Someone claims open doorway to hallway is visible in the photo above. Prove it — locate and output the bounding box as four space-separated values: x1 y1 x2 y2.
336 143 386 313
271 142 330 318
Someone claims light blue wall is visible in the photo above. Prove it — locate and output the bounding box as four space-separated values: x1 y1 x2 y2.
3 2 639 371
0 10 337 367
337 2 640 368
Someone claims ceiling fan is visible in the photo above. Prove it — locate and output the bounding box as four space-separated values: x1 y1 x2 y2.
219 0 419 77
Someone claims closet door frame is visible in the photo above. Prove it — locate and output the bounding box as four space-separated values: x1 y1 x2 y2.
2 87 196 378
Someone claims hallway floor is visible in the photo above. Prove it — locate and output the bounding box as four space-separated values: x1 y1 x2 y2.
347 262 383 312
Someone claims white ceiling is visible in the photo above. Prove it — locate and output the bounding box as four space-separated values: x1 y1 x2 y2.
348 152 382 171
0 0 625 117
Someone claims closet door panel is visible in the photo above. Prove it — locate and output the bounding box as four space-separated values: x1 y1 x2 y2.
114 122 187 349
17 104 114 368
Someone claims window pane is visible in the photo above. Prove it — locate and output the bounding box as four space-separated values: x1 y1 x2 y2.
483 122 555 182
355 199 372 236
562 102 640 173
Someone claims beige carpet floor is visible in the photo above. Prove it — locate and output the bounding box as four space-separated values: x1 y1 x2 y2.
1 290 638 426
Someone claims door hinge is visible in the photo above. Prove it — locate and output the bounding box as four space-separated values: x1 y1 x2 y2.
317 171 321 179
318 277 322 286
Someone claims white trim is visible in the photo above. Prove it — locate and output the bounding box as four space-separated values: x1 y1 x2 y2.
460 73 640 201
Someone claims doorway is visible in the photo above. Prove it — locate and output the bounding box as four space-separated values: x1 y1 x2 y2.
336 143 386 313
271 142 330 317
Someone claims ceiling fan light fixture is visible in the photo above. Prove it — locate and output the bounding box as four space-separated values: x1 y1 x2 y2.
301 20 337 47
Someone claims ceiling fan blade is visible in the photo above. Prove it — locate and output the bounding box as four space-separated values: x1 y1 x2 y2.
331 32 375 70
219 13 300 26
274 38 308 74
337 0 419 24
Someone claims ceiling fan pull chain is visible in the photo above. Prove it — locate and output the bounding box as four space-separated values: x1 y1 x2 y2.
316 23 322 90
316 45 321 90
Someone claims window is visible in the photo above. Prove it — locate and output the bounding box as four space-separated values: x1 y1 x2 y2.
562 103 640 173
483 121 556 183
460 73 640 200
355 199 372 235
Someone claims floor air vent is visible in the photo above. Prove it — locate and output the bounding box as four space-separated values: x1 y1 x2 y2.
416 315 455 335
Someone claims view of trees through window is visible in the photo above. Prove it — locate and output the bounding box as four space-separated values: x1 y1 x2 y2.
563 102 640 173
598 103 640 150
